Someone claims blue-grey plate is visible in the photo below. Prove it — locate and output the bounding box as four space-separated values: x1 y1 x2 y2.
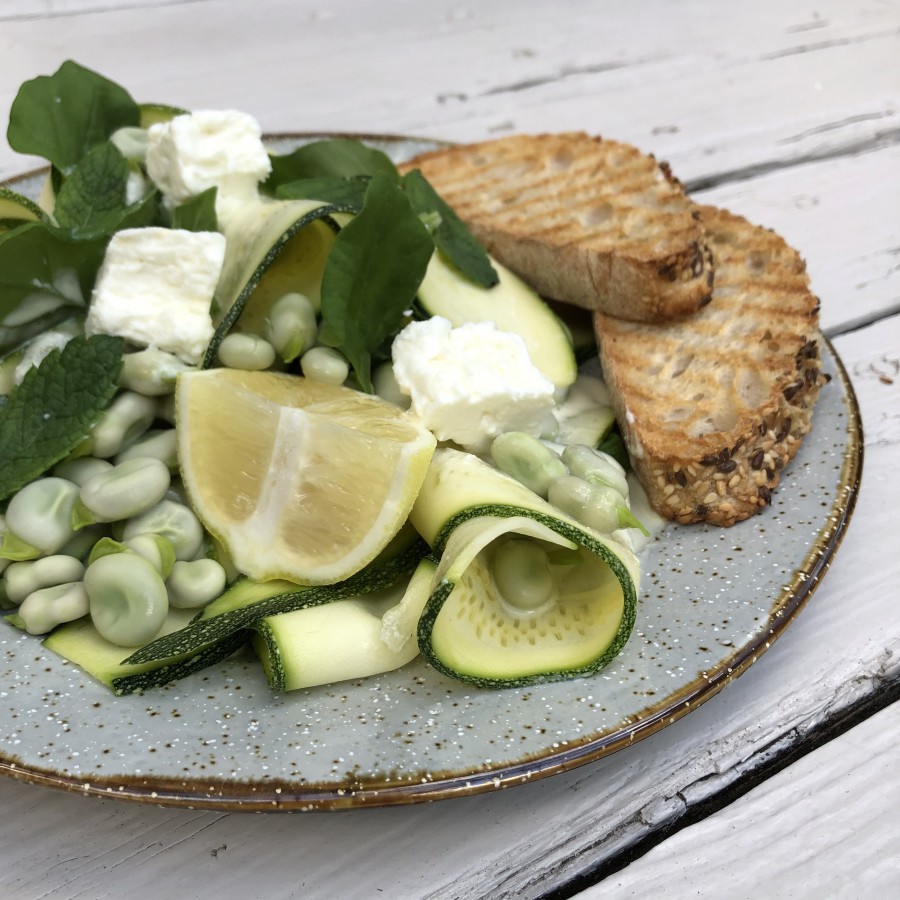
0 136 862 810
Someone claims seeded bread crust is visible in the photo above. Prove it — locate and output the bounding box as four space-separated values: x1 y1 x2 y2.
594 205 827 526
400 132 713 323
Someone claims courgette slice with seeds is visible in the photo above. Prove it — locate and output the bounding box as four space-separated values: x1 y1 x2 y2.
411 448 639 688
42 607 226 695
204 198 346 367
0 187 45 234
121 525 428 667
251 556 436 691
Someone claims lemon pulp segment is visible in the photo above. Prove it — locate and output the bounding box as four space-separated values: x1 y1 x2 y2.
177 370 435 585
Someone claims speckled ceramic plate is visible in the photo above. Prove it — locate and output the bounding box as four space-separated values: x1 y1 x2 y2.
0 137 862 810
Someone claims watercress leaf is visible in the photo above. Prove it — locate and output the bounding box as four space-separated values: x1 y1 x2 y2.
53 142 129 237
402 168 499 288
0 334 124 500
267 139 399 192
171 187 218 232
0 222 108 323
7 60 140 173
318 173 433 392
276 176 368 212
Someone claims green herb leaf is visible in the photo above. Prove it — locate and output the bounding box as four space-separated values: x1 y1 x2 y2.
402 168 499 288
596 429 630 471
171 187 218 232
7 60 140 173
53 142 129 237
318 174 433 392
276 176 369 212
0 335 123 500
267 139 399 192
0 222 108 323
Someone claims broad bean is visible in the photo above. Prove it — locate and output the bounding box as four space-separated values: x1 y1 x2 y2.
265 292 318 363
122 499 204 561
217 333 276 371
560 445 629 501
4 555 85 605
491 538 557 614
491 432 568 498
115 428 178 470
84 553 168 647
118 348 192 396
4 477 79 556
54 457 114 486
300 346 349 385
89 391 157 458
123 534 176 578
548 475 620 535
17 582 89 635
75 457 171 526
167 558 227 609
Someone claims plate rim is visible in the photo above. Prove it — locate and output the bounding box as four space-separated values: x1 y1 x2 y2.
0 135 865 811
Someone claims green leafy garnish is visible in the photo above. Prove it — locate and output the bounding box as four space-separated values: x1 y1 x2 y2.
0 222 108 323
171 187 218 232
402 168 499 288
53 142 129 237
276 176 369 212
597 429 630 471
318 174 433 392
0 335 123 501
7 60 140 173
267 139 399 190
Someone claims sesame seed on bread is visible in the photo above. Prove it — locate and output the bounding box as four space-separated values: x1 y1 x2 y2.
595 204 827 526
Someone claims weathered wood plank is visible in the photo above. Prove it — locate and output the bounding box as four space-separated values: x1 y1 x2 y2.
580 699 900 899
1 0 898 182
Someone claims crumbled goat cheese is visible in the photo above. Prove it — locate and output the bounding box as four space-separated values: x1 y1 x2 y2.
392 316 555 453
85 227 226 365
145 109 272 225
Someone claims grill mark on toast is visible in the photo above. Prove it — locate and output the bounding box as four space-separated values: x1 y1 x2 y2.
595 204 825 526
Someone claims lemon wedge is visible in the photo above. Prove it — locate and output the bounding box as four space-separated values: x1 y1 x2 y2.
176 369 436 585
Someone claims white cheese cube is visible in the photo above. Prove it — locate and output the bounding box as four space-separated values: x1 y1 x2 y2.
145 109 272 208
391 316 555 454
86 228 226 365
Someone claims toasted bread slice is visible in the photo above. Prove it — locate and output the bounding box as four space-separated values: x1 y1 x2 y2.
594 205 827 526
401 132 713 322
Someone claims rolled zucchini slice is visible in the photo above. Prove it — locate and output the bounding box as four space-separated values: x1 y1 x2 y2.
411 449 640 688
251 557 436 691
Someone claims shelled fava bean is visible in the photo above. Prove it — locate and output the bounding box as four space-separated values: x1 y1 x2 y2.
1 357 229 643
489 434 636 537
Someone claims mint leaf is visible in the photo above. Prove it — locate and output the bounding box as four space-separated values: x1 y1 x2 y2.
276 176 369 212
267 139 399 192
7 60 140 173
171 187 218 232
402 169 499 288
318 174 433 392
53 142 129 237
0 222 108 323
0 335 123 500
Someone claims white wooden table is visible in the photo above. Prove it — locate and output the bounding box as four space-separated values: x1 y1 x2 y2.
1 1 898 897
